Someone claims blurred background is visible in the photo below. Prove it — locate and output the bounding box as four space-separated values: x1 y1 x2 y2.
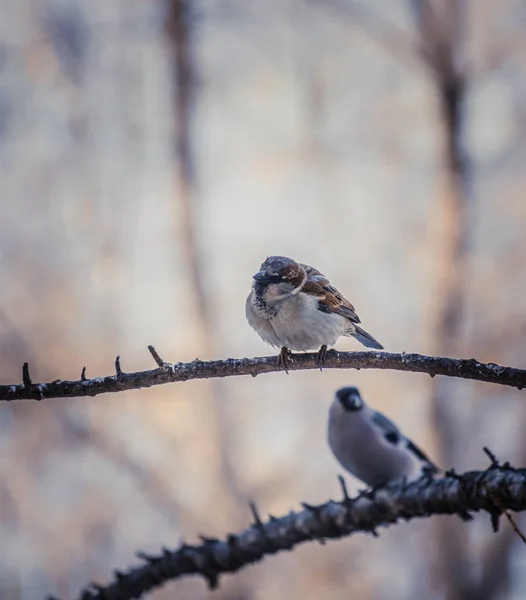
0 0 525 599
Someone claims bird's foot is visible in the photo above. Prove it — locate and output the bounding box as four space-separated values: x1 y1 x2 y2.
278 347 292 374
316 345 328 371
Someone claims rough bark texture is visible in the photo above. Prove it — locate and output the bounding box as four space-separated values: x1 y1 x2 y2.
1 349 525 401
69 465 526 600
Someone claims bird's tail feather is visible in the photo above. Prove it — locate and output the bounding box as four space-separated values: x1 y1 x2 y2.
351 326 384 350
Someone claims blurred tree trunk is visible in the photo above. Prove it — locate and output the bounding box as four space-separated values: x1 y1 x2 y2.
413 2 513 599
165 0 204 325
165 0 250 539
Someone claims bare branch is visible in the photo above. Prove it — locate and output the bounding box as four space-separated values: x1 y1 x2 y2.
308 0 430 72
481 448 526 546
147 345 167 368
114 356 123 378
72 466 526 600
1 350 525 401
22 362 32 387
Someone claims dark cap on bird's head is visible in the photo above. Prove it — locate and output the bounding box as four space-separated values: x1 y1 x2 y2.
336 386 364 412
252 256 305 287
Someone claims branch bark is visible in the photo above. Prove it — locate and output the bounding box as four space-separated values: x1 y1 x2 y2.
70 465 526 600
2 348 525 401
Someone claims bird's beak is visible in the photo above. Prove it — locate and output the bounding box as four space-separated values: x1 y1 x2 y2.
253 270 268 282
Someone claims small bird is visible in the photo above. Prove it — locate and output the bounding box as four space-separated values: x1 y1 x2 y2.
245 256 383 370
328 386 472 520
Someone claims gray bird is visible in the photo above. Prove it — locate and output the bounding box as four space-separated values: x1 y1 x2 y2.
327 386 473 521
328 386 435 486
245 256 383 370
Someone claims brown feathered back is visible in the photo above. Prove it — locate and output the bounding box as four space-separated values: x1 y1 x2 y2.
300 263 361 324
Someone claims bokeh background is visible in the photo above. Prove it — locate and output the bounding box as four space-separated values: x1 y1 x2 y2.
1 1 526 599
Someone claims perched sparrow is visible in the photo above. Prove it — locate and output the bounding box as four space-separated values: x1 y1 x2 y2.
328 386 472 521
245 255 383 370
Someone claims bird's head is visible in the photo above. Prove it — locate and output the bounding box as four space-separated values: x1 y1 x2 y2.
335 386 364 412
252 256 306 302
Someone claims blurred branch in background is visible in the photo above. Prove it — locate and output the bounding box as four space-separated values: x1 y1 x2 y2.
58 410 197 529
2 1 524 599
301 2 523 599
410 2 522 599
409 1 475 598
308 0 427 71
72 464 526 600
164 3 253 582
2 349 525 401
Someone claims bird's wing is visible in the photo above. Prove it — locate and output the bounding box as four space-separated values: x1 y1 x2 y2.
371 411 402 443
372 411 439 474
300 263 361 324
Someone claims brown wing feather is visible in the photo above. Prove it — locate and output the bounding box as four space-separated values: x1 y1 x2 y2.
300 263 361 324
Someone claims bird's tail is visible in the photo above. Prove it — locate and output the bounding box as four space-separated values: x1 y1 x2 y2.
351 326 384 350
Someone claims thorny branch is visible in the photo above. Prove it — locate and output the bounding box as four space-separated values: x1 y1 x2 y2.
2 347 526 401
69 465 526 600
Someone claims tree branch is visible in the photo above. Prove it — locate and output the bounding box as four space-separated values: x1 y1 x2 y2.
70 466 526 600
2 348 526 401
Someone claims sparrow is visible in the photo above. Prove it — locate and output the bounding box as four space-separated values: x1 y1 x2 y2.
245 255 383 371
328 386 472 521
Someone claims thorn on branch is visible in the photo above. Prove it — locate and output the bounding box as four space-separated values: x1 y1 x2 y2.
136 550 158 563
248 500 283 551
148 345 167 368
115 356 123 378
249 501 264 529
480 451 526 543
444 469 462 480
338 475 351 503
489 506 501 533
483 446 500 468
301 502 324 521
81 366 87 381
204 571 219 590
22 362 32 387
503 510 526 545
199 535 220 544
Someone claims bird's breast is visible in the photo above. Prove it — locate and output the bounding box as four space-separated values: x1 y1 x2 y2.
269 294 347 350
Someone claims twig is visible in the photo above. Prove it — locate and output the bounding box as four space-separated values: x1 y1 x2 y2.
307 0 430 72
1 350 526 401
502 510 526 545
482 447 526 544
147 345 166 368
114 356 123 378
69 466 526 600
22 362 32 387
483 446 499 468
